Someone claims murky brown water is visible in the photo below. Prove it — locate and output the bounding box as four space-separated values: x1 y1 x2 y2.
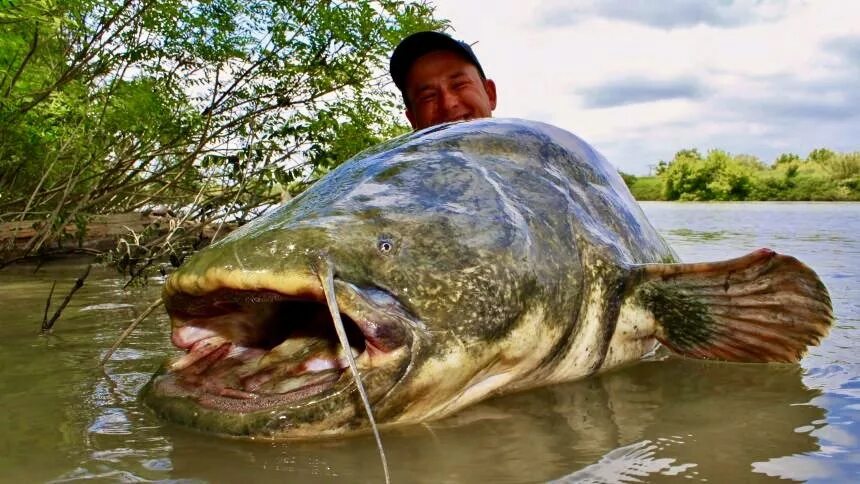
1 202 858 483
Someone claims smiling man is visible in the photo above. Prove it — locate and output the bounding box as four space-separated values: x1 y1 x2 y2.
389 31 497 130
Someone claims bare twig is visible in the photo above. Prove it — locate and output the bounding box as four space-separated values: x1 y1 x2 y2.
100 297 163 366
18 146 62 222
24 160 82 254
40 263 92 333
122 258 153 289
42 281 56 328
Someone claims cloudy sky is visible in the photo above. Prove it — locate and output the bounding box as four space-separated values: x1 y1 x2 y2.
424 0 860 174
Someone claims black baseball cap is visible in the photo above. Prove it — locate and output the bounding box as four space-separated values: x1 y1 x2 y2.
389 31 486 93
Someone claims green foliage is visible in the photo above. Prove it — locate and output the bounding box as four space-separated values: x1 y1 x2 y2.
0 0 444 262
662 149 734 200
817 151 860 181
774 152 800 166
618 171 637 187
674 148 702 161
807 148 836 164
655 148 860 202
626 176 664 201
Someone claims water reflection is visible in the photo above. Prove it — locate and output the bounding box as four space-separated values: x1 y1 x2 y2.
667 228 738 241
158 357 824 483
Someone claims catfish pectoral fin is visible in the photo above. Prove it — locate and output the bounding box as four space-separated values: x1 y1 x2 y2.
633 248 833 363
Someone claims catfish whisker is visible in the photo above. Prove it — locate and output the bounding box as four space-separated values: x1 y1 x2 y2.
319 260 390 484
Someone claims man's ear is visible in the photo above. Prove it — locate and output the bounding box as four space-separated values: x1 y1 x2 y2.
405 108 418 129
484 79 497 111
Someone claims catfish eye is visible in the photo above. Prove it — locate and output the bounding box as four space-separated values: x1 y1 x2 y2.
377 238 394 254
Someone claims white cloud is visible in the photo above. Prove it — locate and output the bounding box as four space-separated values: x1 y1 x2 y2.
423 0 860 173
538 0 792 29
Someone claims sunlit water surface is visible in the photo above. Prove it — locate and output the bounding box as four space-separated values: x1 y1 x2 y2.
0 202 858 483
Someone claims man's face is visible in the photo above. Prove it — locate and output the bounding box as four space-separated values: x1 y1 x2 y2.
404 50 497 130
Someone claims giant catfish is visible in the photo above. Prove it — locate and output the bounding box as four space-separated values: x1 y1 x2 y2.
144 118 832 438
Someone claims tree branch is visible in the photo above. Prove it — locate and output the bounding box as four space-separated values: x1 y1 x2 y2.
3 27 38 98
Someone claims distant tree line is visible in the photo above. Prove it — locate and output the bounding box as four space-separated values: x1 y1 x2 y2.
623 148 860 201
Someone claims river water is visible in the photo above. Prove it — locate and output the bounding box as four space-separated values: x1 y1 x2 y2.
0 202 857 483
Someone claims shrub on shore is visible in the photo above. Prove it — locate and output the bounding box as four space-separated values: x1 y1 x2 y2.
622 149 859 201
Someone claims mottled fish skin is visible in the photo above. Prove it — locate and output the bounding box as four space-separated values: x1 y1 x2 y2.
145 118 678 436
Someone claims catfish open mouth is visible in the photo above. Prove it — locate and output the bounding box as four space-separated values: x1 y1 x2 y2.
153 278 413 413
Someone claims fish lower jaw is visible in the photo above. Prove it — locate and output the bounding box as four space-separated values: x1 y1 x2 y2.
156 326 411 414
163 332 373 408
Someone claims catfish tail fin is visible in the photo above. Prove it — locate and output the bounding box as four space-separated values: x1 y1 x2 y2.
634 248 832 363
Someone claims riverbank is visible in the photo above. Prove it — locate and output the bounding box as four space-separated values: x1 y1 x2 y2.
626 148 860 201
0 213 230 266
626 175 860 202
